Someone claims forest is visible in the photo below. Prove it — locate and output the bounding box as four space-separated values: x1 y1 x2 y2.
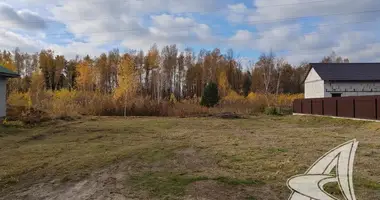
1 45 348 120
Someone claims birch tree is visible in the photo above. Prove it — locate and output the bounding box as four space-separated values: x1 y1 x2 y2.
115 53 138 117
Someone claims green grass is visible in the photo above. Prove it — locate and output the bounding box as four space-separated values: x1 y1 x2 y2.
213 176 264 185
130 172 210 197
0 115 380 199
130 172 263 198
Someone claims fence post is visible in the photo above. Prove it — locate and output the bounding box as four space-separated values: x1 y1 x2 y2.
301 100 303 113
310 99 313 114
293 101 295 113
376 98 378 120
336 99 338 116
322 99 324 115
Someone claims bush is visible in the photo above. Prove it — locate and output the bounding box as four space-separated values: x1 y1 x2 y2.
223 90 245 102
200 82 219 107
264 107 281 116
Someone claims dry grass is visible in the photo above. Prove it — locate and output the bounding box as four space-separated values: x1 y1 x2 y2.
0 115 379 199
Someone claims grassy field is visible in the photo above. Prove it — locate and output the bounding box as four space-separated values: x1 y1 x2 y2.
0 115 380 200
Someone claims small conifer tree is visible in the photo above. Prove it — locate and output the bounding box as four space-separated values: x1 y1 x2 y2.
200 82 219 107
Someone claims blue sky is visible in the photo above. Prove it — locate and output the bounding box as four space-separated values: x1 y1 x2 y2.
1 0 380 66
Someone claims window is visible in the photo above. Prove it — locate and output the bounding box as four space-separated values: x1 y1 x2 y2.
331 93 342 97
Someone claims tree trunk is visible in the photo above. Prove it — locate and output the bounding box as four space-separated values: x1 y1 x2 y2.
275 70 282 107
124 94 127 118
145 69 150 96
124 103 127 118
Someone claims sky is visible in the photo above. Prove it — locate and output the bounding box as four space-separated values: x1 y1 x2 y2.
1 0 380 66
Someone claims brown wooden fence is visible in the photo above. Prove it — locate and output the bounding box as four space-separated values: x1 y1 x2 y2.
293 95 380 120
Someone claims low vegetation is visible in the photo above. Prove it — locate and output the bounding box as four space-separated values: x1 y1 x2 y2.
6 90 302 122
0 115 379 199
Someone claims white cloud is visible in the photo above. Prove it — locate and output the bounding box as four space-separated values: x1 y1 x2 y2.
0 28 103 59
229 30 253 44
47 42 103 59
227 3 249 23
122 14 215 52
224 0 380 64
0 30 40 52
48 0 221 52
0 3 46 30
2 0 380 66
250 0 380 22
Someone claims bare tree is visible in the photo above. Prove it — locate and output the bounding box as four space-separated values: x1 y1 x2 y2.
275 58 286 106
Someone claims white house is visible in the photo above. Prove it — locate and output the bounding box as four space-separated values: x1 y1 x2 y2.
304 63 380 99
0 65 19 117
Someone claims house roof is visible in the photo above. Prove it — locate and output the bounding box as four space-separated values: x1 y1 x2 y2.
0 65 19 78
304 63 380 82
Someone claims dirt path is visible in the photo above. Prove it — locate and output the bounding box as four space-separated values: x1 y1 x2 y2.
1 161 143 200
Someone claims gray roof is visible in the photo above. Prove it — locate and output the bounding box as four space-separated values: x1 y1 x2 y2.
309 63 380 82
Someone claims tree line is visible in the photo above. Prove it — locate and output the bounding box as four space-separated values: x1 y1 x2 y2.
1 46 348 101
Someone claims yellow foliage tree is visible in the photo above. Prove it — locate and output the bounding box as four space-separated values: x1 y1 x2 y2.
218 70 229 97
115 53 138 116
29 71 45 108
76 61 94 91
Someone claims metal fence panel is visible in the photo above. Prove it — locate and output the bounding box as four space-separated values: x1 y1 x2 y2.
312 99 323 115
302 99 312 114
355 96 376 120
337 97 354 118
293 95 380 120
293 99 302 113
323 98 337 116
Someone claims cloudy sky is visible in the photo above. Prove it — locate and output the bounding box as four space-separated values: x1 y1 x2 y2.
1 0 380 65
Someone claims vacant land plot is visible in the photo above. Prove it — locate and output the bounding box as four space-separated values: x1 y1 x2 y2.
0 116 379 200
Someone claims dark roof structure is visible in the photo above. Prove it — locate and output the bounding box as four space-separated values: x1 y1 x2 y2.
0 65 19 78
303 63 380 83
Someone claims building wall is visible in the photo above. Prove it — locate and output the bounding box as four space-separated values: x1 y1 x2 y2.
324 81 380 97
0 77 6 117
304 68 325 99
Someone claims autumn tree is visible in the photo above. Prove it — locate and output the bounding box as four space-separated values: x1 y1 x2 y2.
95 53 109 93
76 60 94 91
176 52 185 99
161 45 178 97
65 58 79 91
134 50 144 95
54 55 66 90
0 50 16 72
115 53 138 116
142 44 159 96
108 49 120 91
1 45 328 109
184 48 198 98
218 70 229 97
225 49 243 93
242 71 252 97
39 50 56 90
29 71 45 108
